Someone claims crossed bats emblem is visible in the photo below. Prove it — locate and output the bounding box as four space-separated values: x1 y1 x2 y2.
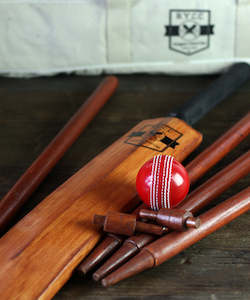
183 24 196 34
179 22 200 40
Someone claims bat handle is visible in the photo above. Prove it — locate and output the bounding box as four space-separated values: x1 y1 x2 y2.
170 62 250 125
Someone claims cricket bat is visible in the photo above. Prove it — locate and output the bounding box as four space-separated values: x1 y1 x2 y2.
0 63 249 300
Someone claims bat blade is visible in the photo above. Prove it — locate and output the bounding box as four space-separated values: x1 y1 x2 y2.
0 117 202 300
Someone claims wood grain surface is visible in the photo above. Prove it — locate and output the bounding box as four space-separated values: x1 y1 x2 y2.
0 74 249 300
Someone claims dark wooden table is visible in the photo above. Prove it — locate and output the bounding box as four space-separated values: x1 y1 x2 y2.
0 74 249 300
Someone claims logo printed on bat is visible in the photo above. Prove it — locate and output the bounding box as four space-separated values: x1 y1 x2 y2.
165 9 214 55
125 123 182 152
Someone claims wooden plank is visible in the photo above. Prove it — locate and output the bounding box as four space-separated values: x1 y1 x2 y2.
1 74 249 300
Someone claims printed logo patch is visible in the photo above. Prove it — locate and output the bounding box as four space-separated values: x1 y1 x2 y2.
165 10 214 55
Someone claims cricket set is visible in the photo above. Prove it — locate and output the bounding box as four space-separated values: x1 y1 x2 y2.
0 63 249 299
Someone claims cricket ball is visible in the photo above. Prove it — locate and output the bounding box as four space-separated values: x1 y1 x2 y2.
136 155 189 210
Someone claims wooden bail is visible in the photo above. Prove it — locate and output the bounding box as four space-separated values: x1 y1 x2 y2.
139 208 200 231
93 212 167 236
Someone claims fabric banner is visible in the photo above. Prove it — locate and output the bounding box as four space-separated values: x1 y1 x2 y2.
0 0 248 77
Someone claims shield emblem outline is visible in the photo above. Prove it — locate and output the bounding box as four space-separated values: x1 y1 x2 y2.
167 9 213 56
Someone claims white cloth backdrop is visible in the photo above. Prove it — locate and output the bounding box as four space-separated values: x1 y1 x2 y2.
0 0 249 77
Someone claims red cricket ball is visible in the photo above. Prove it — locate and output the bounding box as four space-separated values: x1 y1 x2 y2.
136 155 189 210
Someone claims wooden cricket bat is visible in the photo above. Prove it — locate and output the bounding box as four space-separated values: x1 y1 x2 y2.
0 63 249 300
